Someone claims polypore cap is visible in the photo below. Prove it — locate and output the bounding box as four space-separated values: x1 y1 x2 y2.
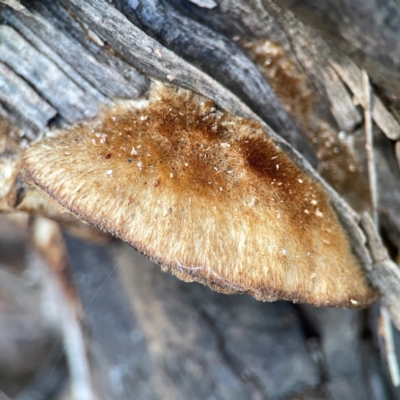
22 83 376 307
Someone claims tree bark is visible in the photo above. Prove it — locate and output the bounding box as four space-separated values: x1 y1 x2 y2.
1 1 400 399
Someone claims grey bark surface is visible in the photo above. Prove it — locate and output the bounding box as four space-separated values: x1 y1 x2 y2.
271 0 400 98
65 237 322 399
59 237 400 400
0 25 98 124
66 236 389 400
1 0 400 399
0 61 56 136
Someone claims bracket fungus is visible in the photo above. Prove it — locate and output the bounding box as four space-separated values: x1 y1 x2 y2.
22 83 376 307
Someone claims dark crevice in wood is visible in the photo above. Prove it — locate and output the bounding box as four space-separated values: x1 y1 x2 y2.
14 176 26 209
196 307 268 398
47 113 65 130
291 303 320 341
379 219 399 261
350 120 364 134
360 308 374 341
291 303 329 387
0 100 33 136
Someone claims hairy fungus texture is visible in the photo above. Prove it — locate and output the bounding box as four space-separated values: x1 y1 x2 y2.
22 84 375 306
242 39 371 213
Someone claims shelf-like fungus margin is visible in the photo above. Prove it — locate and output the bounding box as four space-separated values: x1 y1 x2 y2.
22 83 377 307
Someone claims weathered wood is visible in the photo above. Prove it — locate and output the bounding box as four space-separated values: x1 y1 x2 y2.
318 40 400 141
271 0 400 98
2 0 400 397
0 25 98 124
25 0 149 92
170 0 361 132
301 305 372 400
361 213 400 330
3 11 108 104
2 8 147 101
66 236 323 399
0 62 56 136
62 237 400 400
0 216 67 400
115 0 317 161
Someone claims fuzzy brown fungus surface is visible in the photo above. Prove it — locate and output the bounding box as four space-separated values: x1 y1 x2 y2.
242 39 371 213
22 84 376 307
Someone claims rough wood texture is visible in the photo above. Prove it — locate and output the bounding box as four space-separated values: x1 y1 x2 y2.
0 25 97 124
0 61 56 136
272 0 400 98
61 237 400 400
2 0 400 398
115 0 316 161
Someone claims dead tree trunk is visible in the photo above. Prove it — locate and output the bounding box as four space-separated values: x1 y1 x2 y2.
1 1 400 399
